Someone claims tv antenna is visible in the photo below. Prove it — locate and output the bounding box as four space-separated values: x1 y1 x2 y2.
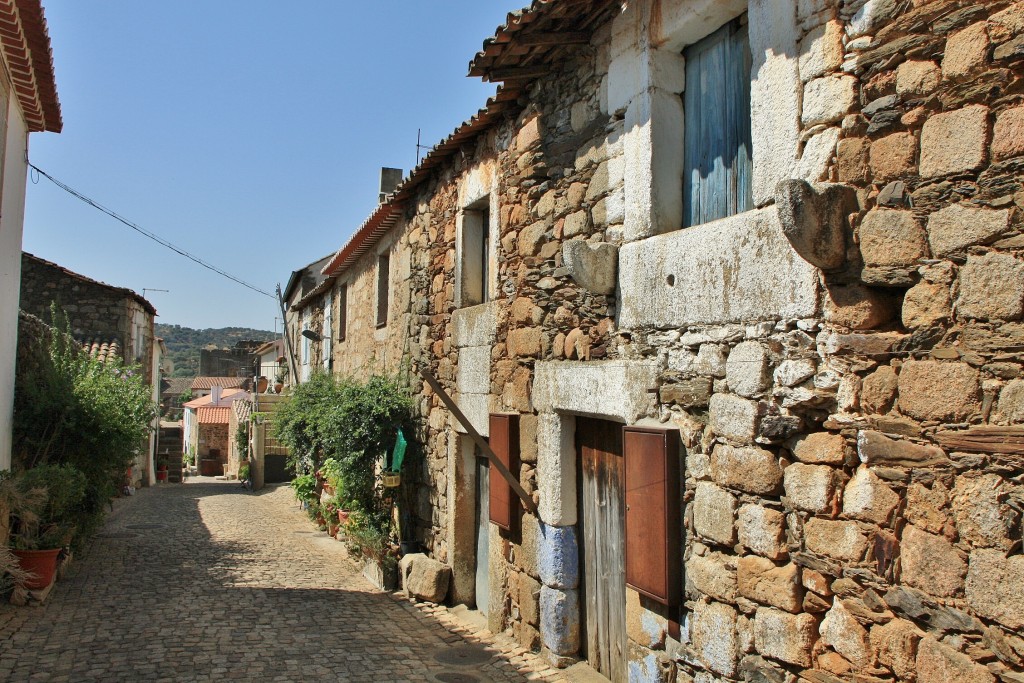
416 128 431 166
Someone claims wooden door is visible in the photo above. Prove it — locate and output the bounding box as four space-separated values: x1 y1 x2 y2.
577 418 626 683
475 455 490 616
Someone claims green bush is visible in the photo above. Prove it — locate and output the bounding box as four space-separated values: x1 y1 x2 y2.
235 423 249 462
274 371 412 541
290 473 317 505
13 309 155 545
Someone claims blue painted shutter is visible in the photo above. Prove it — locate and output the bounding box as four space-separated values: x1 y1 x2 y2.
683 17 753 228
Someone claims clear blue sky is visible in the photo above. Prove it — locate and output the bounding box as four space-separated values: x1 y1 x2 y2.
24 2 514 331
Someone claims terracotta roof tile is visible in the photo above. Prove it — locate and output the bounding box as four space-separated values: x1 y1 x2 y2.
191 376 247 391
80 337 121 364
0 0 61 132
467 1 619 83
163 377 194 395
197 406 231 425
233 399 252 423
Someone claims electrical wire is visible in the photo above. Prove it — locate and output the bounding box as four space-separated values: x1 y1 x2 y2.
28 163 275 300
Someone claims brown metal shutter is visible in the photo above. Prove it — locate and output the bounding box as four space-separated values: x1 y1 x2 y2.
488 413 520 532
623 426 682 606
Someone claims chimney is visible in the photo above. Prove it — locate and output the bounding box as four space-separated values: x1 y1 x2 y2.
211 385 222 405
379 167 403 203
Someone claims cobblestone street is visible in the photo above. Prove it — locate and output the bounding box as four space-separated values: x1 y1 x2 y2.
0 481 564 683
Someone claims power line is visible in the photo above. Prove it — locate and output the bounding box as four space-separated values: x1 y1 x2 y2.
28 163 275 300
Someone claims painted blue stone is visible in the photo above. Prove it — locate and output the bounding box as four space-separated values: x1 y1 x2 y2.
539 585 580 656
538 522 579 590
628 649 664 683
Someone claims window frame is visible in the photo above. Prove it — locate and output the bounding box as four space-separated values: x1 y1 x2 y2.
681 14 753 229
459 198 492 308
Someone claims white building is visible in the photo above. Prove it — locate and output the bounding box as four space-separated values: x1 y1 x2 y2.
0 0 62 470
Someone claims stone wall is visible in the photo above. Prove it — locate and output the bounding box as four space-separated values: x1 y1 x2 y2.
299 1 1024 680
19 253 155 384
198 423 227 459
608 1 1024 682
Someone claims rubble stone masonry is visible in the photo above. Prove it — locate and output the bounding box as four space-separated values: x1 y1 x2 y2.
307 1 1024 681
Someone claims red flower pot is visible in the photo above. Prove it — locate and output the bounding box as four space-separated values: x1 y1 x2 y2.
156 470 168 482
13 548 61 590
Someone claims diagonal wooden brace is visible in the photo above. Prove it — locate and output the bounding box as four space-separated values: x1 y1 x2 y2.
419 368 538 515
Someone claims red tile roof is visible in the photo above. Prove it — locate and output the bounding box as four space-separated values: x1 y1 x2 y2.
191 376 247 391
196 407 231 425
80 337 121 364
183 387 247 409
0 0 61 133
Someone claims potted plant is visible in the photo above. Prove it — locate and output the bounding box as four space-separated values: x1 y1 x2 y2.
273 367 287 394
2 465 87 590
344 510 399 590
256 375 269 394
156 457 169 483
184 446 197 475
318 458 343 497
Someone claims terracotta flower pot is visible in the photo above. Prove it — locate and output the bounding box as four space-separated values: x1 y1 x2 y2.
257 377 269 393
338 510 351 526
13 548 62 590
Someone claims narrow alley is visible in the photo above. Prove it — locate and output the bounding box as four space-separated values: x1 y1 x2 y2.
0 482 560 683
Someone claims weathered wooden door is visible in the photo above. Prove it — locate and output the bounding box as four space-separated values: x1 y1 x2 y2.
577 418 626 683
475 455 490 616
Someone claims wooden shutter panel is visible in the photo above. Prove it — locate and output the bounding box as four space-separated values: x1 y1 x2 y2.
488 413 520 532
623 426 681 606
683 16 753 228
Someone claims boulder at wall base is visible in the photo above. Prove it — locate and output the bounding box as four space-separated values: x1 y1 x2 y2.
401 553 451 603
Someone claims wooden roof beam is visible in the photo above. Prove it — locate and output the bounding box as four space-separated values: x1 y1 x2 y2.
516 31 590 46
486 65 549 82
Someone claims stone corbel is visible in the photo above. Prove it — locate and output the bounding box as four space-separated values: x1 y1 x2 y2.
562 240 618 295
775 180 858 271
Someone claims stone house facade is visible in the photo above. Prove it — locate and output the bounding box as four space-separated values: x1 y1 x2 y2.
183 387 247 476
294 1 1024 681
20 252 158 385
282 254 334 385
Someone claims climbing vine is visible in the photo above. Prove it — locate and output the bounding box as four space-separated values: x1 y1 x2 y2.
274 371 413 539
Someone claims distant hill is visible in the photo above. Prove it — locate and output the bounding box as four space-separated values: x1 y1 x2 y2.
156 324 276 378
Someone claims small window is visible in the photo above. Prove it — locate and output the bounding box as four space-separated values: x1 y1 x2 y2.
683 16 753 228
338 283 348 342
376 254 390 328
322 292 332 370
460 201 491 307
